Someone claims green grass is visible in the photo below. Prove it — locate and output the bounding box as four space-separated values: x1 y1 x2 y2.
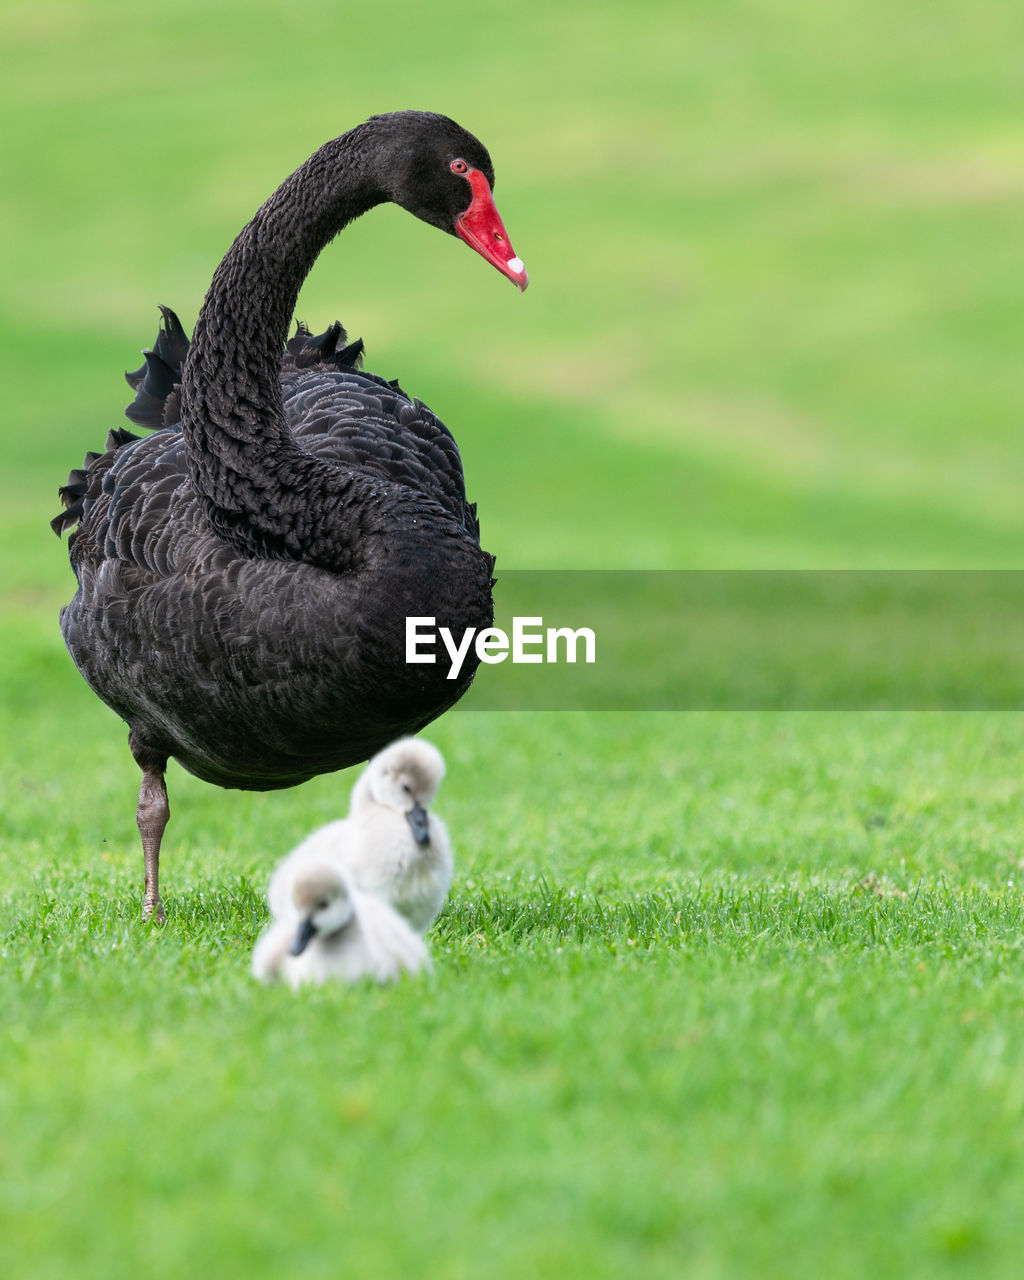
4 0 1024 1276
5 710 1024 1278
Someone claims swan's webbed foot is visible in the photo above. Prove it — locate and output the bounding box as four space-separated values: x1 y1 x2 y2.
142 892 167 924
142 868 167 924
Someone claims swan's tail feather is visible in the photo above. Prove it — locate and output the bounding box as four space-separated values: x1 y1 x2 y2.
50 430 143 537
154 305 190 367
287 319 343 367
51 510 80 537
125 306 190 429
333 337 364 368
286 321 365 372
106 426 142 452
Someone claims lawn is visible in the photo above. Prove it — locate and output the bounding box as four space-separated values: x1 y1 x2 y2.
3 1 1024 1277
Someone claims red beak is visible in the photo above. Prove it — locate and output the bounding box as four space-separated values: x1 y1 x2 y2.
454 169 529 292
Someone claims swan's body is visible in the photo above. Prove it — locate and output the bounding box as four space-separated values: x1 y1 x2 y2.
51 111 526 920
59 331 486 791
252 855 430 988
288 737 453 933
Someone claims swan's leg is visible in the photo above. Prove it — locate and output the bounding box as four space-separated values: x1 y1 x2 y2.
130 734 169 923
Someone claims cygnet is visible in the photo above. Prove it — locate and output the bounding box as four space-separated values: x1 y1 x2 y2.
252 851 430 989
287 737 454 933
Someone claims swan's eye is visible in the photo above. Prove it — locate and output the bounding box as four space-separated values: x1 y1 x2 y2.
402 783 412 794
451 159 469 175
315 898 328 911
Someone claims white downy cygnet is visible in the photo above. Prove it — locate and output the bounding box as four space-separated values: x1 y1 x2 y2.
287 737 453 934
252 851 430 989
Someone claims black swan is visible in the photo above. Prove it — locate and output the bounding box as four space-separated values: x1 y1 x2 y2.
52 110 527 921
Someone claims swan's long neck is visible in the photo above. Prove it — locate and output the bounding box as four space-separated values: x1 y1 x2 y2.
179 126 385 566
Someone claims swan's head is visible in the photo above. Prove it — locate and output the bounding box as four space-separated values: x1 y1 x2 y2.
352 737 446 846
289 864 355 955
367 110 528 293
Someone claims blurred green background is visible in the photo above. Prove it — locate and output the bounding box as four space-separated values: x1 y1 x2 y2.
5 0 1024 587
4 2 1024 1277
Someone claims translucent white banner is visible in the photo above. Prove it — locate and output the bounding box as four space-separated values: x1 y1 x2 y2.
444 571 1024 710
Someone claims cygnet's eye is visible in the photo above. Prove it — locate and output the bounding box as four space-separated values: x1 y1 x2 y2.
315 898 328 911
402 783 412 794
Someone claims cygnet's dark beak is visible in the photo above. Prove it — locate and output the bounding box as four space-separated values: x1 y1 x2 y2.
407 801 431 846
289 916 317 956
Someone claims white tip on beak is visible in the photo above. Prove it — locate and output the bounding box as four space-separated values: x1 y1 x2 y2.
506 256 529 291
